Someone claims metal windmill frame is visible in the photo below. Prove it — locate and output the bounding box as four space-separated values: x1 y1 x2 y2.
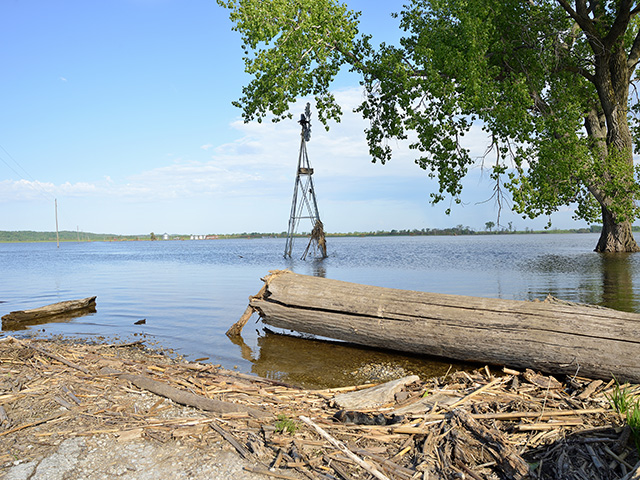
284 103 327 259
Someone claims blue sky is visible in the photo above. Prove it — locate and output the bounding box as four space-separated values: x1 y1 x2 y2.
0 0 587 236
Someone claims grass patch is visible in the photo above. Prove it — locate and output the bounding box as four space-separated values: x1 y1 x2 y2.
607 378 640 454
274 414 298 434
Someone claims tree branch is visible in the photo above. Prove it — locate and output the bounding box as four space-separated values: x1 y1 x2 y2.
557 0 596 37
604 0 633 48
628 31 640 71
332 42 367 72
531 89 552 116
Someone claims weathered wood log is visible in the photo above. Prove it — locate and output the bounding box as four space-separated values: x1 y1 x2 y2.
2 297 97 328
99 367 272 419
240 270 640 383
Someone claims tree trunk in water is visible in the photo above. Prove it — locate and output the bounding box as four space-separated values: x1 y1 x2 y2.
595 207 640 252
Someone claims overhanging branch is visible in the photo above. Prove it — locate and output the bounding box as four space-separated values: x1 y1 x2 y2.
628 30 640 71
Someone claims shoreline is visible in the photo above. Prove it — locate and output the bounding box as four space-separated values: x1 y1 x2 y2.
1 336 638 479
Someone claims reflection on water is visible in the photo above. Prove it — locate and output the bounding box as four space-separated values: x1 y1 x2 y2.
2 233 640 387
600 253 636 312
231 330 474 389
310 258 326 278
285 257 326 278
523 247 640 312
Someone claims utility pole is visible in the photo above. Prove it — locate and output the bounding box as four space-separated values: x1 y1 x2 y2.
284 103 327 260
55 198 60 248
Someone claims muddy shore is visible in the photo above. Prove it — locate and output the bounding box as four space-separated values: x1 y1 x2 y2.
1 336 639 479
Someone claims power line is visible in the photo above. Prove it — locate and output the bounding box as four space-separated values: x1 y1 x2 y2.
0 151 23 178
0 142 55 201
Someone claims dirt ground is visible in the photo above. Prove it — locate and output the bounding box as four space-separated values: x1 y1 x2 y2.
2 335 640 480
0 336 291 480
3 436 272 480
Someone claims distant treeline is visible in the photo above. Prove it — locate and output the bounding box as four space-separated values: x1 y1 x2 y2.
331 225 604 237
0 225 615 243
0 231 147 243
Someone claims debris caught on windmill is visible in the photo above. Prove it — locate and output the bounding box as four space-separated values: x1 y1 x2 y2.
302 219 327 260
284 103 327 259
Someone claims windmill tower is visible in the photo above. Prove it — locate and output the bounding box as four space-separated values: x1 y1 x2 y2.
284 103 327 259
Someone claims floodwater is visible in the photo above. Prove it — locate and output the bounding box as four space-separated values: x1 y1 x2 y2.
1 233 639 388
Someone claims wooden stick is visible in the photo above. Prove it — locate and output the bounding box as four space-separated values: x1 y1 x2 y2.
299 416 392 480
227 283 267 336
446 377 506 410
457 461 485 480
227 305 256 336
323 455 354 480
0 412 67 437
621 460 640 480
243 466 301 480
210 421 253 460
517 420 583 431
603 445 635 470
472 407 608 420
20 339 90 374
353 448 415 477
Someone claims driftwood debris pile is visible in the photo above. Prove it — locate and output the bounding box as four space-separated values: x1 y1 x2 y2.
1 336 640 479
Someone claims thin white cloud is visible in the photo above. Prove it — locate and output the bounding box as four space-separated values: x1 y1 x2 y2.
0 179 55 201
0 179 100 201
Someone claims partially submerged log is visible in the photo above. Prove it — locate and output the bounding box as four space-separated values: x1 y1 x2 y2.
2 297 97 330
234 270 640 383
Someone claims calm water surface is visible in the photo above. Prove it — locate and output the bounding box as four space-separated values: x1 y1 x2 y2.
1 234 638 387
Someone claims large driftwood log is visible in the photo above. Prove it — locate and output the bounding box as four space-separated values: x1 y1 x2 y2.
2 297 97 328
240 270 640 383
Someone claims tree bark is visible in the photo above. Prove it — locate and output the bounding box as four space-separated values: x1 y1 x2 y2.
566 2 640 253
595 207 640 252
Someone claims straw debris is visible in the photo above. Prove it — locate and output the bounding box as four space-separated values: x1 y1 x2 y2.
1 336 639 479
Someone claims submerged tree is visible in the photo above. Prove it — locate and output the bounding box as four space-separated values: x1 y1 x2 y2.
218 0 640 252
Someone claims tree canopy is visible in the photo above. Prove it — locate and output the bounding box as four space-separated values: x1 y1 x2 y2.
219 0 640 252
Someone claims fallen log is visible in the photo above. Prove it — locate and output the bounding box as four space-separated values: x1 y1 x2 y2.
234 270 640 383
99 367 272 419
2 296 97 330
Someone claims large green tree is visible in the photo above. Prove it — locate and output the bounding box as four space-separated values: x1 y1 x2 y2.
219 0 640 252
